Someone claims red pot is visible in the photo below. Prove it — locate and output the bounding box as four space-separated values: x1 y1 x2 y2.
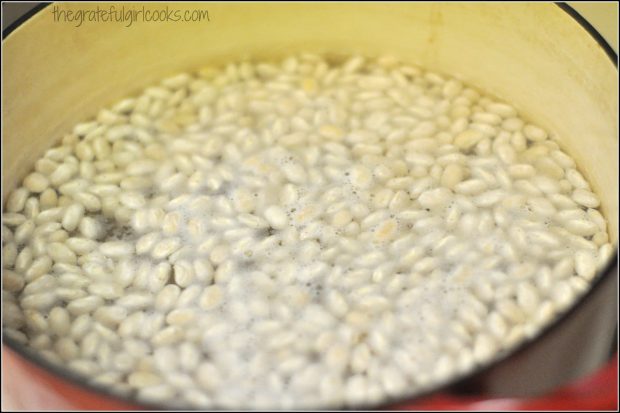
3 2 618 410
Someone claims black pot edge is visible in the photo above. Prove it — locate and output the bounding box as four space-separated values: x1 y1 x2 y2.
556 2 618 67
1 2 618 411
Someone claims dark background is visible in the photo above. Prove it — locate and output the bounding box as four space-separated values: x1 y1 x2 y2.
3 2 42 32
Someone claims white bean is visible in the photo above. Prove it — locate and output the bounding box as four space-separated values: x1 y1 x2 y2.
575 249 597 280
7 188 30 212
523 124 548 142
24 173 50 193
100 241 134 258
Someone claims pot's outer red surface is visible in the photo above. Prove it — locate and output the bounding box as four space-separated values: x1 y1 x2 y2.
390 355 618 411
2 3 618 411
3 347 617 410
2 347 140 410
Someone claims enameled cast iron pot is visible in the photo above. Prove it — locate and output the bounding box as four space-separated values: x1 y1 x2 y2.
2 2 618 410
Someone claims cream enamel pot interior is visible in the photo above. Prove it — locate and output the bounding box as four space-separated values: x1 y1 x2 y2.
2 2 618 410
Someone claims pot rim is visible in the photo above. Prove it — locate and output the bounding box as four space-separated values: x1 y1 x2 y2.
2 2 618 410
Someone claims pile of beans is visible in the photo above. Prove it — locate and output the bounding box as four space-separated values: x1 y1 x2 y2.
2 54 612 408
